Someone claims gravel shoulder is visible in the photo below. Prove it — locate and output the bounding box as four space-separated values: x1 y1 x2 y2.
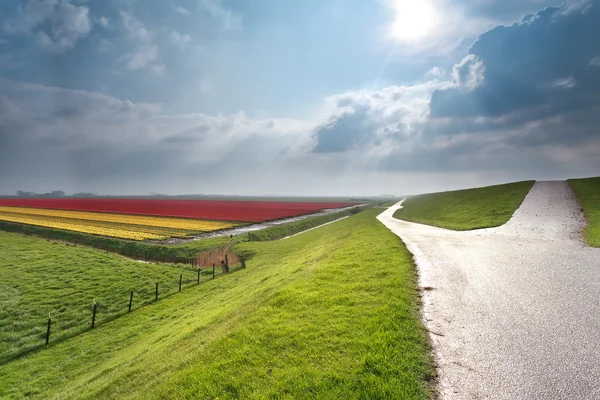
378 181 600 399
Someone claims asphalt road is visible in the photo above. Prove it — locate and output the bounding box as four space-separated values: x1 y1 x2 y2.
377 181 600 399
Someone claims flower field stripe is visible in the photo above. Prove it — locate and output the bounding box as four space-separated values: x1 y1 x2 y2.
0 206 236 231
0 212 166 240
0 210 193 238
0 198 356 222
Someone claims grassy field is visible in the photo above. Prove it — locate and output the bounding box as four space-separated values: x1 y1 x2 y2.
568 177 600 247
0 232 223 363
0 209 433 399
393 181 535 230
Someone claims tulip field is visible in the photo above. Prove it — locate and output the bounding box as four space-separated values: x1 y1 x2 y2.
0 198 355 240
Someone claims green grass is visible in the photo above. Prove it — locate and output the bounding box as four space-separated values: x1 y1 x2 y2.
0 209 433 399
568 177 600 247
393 181 534 230
247 207 362 241
0 219 231 263
0 233 223 363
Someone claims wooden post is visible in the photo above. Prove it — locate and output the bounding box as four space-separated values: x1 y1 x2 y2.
197 268 200 284
91 300 97 328
155 281 159 301
212 263 215 279
45 313 51 345
128 290 134 312
179 272 183 292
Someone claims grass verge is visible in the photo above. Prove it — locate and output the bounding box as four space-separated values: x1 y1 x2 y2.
0 232 220 363
0 209 433 399
247 207 362 241
393 181 534 230
568 177 600 247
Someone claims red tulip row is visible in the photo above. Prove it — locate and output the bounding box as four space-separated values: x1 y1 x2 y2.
0 198 356 223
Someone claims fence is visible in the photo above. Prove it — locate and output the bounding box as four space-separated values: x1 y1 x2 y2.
1 257 245 364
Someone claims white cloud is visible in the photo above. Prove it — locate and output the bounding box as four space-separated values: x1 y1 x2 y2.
99 16 109 27
121 44 159 71
199 0 243 32
169 31 191 49
426 66 445 78
4 0 92 53
452 54 485 90
120 10 149 41
589 56 600 67
547 76 577 89
151 64 166 75
174 6 191 15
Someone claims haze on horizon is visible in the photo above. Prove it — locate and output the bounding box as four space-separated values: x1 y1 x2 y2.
0 0 598 196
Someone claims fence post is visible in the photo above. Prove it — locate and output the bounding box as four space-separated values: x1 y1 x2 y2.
91 300 97 328
155 281 159 301
45 313 51 345
179 272 183 292
212 263 215 279
197 268 200 284
129 290 134 312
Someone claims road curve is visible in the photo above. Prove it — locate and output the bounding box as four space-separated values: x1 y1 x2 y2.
377 181 600 399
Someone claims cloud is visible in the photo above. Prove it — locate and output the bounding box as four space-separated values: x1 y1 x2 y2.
120 44 159 71
169 31 191 49
199 0 243 32
118 10 165 73
429 3 600 121
174 6 191 15
98 16 109 28
120 10 150 41
150 64 166 75
312 82 446 154
3 0 92 53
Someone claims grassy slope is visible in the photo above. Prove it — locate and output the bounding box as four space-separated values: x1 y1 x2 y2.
0 233 219 363
248 208 361 241
568 177 600 247
0 209 433 399
393 181 535 230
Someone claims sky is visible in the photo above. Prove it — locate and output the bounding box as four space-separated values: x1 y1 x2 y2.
0 0 599 196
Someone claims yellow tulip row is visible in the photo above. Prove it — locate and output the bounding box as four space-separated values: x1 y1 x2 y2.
0 206 236 232
0 212 167 240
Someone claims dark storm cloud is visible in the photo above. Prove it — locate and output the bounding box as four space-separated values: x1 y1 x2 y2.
466 0 563 20
430 2 600 120
312 105 374 153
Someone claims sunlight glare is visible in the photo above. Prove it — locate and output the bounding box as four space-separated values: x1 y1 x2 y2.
390 0 438 42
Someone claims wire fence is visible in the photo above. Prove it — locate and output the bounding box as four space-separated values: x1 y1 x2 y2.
1 260 244 364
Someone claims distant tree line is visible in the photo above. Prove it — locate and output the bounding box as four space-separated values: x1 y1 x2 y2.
17 190 65 197
15 191 99 198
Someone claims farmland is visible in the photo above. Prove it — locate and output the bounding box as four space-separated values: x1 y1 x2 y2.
0 198 355 241
0 206 237 240
0 198 355 222
0 209 433 399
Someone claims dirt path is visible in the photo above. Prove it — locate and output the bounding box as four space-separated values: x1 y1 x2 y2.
377 181 600 399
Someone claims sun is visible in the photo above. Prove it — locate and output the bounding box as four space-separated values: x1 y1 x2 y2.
389 0 438 42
